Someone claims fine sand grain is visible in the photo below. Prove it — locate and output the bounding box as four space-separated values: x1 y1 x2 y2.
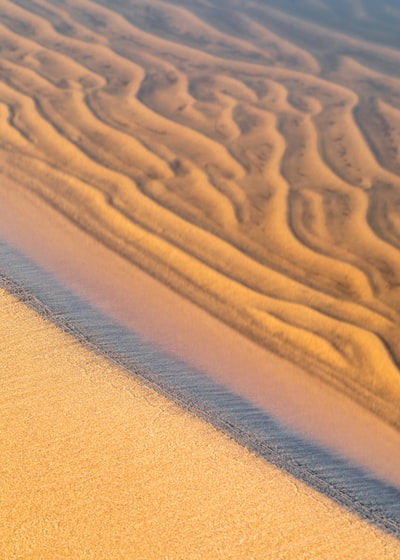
1 286 400 560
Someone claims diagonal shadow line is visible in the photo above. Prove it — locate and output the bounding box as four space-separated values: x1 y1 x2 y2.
1 240 399 539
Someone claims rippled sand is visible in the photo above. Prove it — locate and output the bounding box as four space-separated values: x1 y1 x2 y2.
1 0 400 556
1 0 400 428
1 286 399 559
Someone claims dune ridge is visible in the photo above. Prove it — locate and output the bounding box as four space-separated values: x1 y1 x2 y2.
1 0 400 428
2 283 400 559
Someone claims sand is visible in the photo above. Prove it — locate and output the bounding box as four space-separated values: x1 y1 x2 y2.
1 285 400 559
2 177 400 493
0 0 400 431
1 0 400 556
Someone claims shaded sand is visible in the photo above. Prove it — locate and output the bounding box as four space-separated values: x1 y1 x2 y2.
2 177 400 493
1 286 400 560
1 0 400 433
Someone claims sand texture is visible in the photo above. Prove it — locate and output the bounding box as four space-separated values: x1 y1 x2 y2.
1 285 400 559
3 187 400 493
1 1 400 557
1 0 400 430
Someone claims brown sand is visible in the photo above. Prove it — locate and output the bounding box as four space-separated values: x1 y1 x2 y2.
1 286 400 560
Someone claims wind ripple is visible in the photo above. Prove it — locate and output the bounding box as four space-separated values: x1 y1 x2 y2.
1 0 400 428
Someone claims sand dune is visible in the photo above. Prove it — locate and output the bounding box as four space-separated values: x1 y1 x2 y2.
2 285 400 559
1 0 400 430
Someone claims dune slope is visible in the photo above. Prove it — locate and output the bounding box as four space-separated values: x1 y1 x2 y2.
1 284 400 559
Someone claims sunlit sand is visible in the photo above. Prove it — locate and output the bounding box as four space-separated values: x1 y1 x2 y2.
1 0 400 556
1 0 400 428
1 287 399 559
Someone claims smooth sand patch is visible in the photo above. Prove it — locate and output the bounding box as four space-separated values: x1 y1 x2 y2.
1 286 400 560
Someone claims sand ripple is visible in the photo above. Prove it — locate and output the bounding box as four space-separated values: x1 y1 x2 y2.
1 0 400 427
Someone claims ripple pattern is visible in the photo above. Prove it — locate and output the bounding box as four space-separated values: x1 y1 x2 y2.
1 0 400 428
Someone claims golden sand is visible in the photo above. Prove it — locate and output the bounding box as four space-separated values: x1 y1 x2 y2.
0 0 400 430
1 1 400 555
1 286 399 560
